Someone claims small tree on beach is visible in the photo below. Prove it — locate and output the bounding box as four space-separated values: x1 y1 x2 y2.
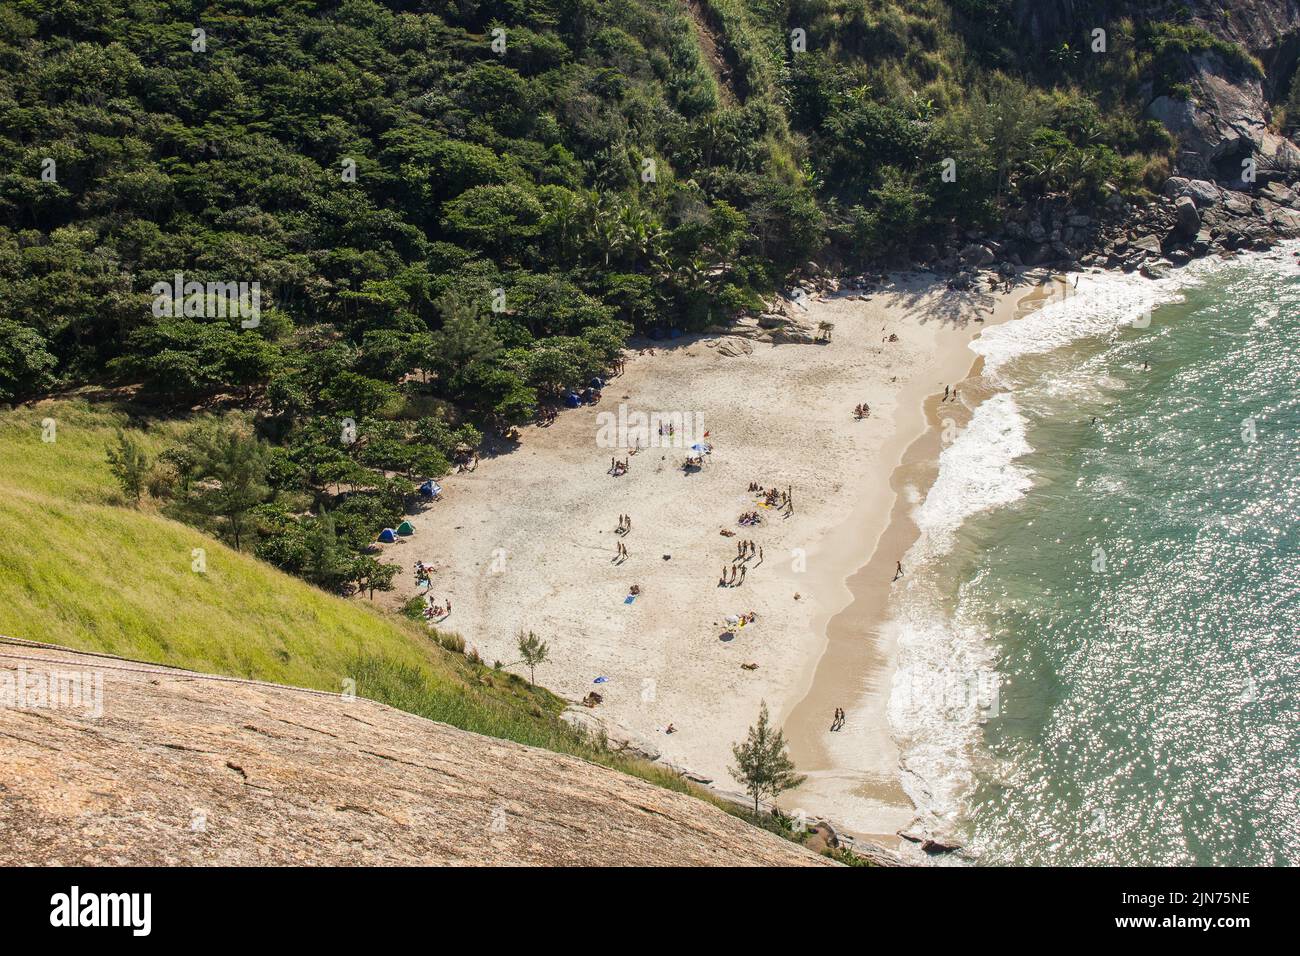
516 630 549 685
731 701 805 814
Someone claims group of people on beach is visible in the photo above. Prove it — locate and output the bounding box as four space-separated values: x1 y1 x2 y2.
721 538 763 587
424 596 451 621
941 385 959 403
830 707 847 732
616 514 633 535
737 510 763 526
854 403 871 419
719 564 747 587
609 456 630 477
614 540 629 561
748 483 794 516
535 406 558 426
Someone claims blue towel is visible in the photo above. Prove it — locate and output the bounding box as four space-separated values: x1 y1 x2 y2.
624 595 636 604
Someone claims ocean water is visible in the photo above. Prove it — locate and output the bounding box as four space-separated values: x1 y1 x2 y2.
888 247 1300 865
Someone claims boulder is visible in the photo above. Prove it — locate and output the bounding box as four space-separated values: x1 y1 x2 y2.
1130 234 1164 256
1184 179 1223 207
1269 206 1300 237
1222 190 1253 216
958 243 994 267
921 837 963 855
1262 181 1299 208
1175 195 1201 235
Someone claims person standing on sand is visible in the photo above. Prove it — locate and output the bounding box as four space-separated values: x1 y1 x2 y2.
943 385 950 402
894 560 904 581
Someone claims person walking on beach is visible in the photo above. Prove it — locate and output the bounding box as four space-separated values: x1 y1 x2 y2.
943 385 950 402
893 560 904 581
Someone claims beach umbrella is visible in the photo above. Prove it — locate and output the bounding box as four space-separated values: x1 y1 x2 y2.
690 442 711 453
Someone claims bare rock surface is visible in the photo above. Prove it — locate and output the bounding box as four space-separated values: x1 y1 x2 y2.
0 643 830 866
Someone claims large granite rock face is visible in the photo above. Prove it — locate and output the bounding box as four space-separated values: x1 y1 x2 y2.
1147 52 1300 182
1010 2 1300 181
0 643 831 866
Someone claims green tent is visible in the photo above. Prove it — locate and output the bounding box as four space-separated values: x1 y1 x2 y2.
396 520 415 536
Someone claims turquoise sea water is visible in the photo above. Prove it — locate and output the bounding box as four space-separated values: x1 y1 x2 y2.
896 249 1300 865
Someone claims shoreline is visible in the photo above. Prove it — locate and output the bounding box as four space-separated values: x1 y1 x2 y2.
778 278 1053 841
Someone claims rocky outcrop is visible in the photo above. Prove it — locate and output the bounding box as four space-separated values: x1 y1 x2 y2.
0 643 831 866
1148 52 1300 183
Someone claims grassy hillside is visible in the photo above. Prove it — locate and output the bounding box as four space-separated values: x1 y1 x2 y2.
0 396 711 800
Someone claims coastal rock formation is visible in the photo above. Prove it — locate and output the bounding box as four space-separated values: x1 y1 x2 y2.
0 643 831 866
1147 51 1300 183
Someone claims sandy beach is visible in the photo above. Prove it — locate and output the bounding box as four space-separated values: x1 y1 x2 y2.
382 272 1047 841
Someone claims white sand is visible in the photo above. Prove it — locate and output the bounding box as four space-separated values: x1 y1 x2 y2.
385 273 1034 835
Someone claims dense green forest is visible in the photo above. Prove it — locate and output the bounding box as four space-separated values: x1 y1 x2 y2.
0 0 1251 591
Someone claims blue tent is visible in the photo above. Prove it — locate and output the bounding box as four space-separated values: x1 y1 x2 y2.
378 528 397 543
564 392 581 408
418 479 441 498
